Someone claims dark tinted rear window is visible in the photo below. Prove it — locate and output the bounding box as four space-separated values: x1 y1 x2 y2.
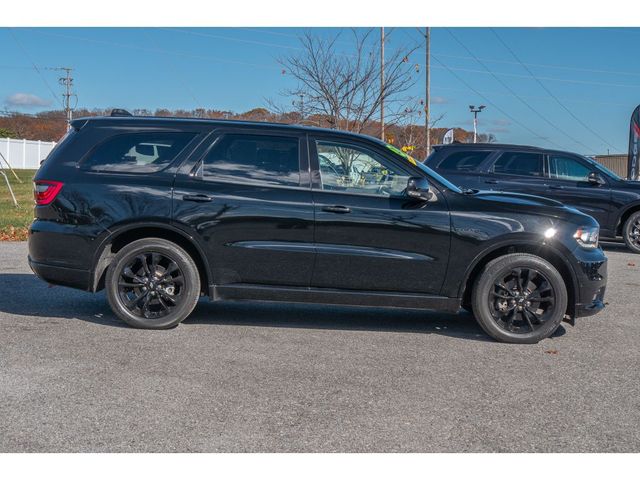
493 152 544 176
82 132 195 173
202 134 300 186
438 151 490 171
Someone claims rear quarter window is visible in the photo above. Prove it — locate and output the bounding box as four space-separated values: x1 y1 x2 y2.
437 151 491 171
81 132 196 173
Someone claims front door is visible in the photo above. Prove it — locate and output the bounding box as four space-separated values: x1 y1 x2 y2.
545 154 612 229
172 129 315 288
309 136 451 295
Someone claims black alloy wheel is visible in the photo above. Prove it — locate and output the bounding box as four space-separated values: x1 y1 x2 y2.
471 253 568 344
623 211 640 254
106 238 201 329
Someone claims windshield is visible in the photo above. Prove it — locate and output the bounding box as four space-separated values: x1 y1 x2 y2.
583 155 622 180
384 143 462 193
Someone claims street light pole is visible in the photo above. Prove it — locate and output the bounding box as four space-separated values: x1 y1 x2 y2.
380 27 385 141
425 27 431 156
469 105 486 143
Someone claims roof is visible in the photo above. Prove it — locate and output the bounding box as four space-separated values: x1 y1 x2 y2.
72 115 386 145
431 142 588 158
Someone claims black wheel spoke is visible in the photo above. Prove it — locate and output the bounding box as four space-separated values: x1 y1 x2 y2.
490 291 511 300
522 308 536 331
529 295 554 305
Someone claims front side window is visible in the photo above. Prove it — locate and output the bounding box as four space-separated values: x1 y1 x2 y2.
202 134 300 187
548 155 592 181
82 132 195 173
493 152 544 177
316 141 410 196
438 151 491 171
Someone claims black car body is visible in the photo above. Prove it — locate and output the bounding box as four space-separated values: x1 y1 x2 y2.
28 115 607 343
425 143 640 252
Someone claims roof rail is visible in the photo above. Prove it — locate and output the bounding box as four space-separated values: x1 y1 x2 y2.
110 109 133 117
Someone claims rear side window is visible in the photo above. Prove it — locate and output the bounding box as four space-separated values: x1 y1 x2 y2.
202 134 300 187
82 132 196 173
438 151 490 171
493 152 544 177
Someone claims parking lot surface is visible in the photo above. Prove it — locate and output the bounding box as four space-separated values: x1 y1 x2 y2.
0 241 639 452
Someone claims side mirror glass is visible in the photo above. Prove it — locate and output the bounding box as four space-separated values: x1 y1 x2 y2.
587 171 605 185
406 177 433 201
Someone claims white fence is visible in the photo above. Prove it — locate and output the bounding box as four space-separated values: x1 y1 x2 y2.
0 138 57 170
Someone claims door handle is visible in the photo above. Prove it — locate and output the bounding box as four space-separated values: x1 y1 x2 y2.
484 180 498 184
322 205 351 214
183 194 214 202
548 185 564 190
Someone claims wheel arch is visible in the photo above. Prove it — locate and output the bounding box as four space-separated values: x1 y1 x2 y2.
615 202 640 236
91 222 210 294
459 241 578 318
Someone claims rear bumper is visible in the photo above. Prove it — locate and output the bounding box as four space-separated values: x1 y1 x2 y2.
28 257 91 291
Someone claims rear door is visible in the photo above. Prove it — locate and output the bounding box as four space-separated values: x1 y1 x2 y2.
431 149 495 190
486 151 548 195
172 128 315 288
309 135 451 294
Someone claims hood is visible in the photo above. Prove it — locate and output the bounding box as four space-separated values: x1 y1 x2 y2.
468 190 566 208
615 179 640 191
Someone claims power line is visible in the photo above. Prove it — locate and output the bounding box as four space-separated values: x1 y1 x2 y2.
445 28 597 153
490 28 620 153
431 54 567 150
6 28 63 108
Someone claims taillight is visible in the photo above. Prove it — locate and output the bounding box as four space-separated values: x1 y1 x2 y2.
34 180 63 206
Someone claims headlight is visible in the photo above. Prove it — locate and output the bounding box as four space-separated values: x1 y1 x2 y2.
574 226 599 249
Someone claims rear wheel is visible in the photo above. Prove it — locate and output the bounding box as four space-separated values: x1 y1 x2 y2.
105 238 201 329
623 211 640 254
471 253 567 344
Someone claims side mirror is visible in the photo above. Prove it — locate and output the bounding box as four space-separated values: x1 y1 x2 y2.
406 177 433 201
587 171 605 186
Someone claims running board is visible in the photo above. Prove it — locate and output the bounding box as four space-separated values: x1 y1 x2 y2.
210 284 461 312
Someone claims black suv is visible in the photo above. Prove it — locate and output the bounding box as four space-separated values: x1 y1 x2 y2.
425 143 640 253
28 115 607 343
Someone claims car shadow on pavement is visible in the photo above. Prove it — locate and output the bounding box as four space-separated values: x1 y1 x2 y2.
0 273 565 342
600 241 631 253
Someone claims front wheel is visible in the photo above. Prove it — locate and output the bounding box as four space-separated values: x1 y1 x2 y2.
471 253 568 344
623 211 640 254
105 238 201 329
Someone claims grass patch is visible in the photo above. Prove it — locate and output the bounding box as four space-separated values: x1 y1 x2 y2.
0 169 36 241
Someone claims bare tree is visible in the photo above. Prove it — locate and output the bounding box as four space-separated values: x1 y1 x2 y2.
273 29 419 134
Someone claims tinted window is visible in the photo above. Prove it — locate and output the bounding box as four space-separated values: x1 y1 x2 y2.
82 132 195 173
202 134 300 186
316 141 409 196
548 155 591 181
438 151 490 171
493 152 544 177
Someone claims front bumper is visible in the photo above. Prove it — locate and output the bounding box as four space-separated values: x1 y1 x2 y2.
572 248 607 319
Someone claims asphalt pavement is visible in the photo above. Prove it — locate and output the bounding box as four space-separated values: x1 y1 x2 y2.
0 241 639 452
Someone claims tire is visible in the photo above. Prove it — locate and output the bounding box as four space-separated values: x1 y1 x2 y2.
622 211 640 254
471 253 568 344
105 238 201 329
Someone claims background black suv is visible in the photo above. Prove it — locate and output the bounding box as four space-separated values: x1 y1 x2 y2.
28 116 607 343
425 143 640 253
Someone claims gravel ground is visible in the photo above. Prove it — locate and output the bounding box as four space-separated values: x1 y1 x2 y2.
0 241 638 452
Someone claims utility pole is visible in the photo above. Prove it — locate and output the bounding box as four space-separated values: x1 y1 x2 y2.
469 105 486 143
293 92 305 122
380 27 385 141
424 27 431 156
57 67 75 130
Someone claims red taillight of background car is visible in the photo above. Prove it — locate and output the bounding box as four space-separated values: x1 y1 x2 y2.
33 180 63 206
